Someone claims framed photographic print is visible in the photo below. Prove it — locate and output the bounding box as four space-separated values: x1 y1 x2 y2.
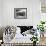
14 8 27 19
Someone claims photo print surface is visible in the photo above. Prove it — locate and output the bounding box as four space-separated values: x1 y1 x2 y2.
14 8 27 19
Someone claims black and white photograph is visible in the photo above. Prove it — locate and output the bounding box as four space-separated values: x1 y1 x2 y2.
14 8 27 19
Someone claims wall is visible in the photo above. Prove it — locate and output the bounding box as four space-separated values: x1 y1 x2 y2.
32 0 41 28
0 0 3 26
2 0 41 27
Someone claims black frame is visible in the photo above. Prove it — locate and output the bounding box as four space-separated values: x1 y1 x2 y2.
14 8 27 19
